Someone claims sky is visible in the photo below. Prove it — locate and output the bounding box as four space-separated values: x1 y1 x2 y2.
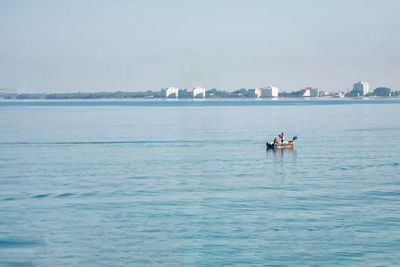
0 0 399 93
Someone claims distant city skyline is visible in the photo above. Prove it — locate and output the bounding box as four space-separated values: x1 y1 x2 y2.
1 0 399 93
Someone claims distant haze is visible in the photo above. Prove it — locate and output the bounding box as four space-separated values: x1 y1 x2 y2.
1 0 399 93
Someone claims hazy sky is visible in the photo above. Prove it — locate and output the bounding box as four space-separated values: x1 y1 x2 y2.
1 0 399 92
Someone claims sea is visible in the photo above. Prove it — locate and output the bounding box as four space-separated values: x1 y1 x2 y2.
0 99 399 266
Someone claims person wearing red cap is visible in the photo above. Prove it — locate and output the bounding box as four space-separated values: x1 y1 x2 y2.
278 132 284 143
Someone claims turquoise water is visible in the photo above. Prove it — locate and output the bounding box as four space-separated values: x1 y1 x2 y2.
0 99 399 266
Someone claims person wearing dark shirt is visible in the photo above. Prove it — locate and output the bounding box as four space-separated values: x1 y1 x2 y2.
278 132 284 143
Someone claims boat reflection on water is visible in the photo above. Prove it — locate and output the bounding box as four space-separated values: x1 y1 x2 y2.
266 146 297 162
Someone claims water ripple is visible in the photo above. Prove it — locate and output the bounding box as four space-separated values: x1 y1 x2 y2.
0 238 44 248
32 194 50 199
0 140 252 146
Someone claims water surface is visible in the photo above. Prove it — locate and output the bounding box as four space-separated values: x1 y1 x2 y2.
0 99 399 265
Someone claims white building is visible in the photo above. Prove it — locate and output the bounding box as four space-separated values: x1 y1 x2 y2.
353 81 370 95
192 87 206 98
300 87 319 97
163 87 179 98
261 86 279 97
248 88 262 98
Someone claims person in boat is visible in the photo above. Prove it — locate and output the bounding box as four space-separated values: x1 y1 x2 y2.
274 137 278 144
278 132 284 143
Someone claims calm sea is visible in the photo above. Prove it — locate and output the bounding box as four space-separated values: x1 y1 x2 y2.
1 99 399 266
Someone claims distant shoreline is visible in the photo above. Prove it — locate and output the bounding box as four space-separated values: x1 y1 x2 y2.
0 96 397 101
1 87 398 100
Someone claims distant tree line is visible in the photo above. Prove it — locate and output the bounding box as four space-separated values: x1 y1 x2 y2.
392 90 400 97
0 91 162 100
206 88 252 98
278 91 306 97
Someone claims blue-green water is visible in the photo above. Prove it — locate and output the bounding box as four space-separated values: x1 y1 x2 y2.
1 99 400 266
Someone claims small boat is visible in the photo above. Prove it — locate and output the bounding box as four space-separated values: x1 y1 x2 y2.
266 136 297 149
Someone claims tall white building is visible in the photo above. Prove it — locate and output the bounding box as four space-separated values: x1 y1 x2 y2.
261 86 279 97
353 81 369 95
163 87 179 98
192 87 206 98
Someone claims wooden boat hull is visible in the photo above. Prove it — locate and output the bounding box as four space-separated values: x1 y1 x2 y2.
266 141 294 149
